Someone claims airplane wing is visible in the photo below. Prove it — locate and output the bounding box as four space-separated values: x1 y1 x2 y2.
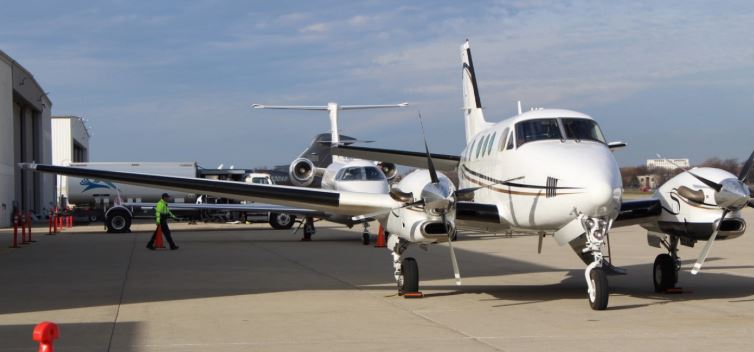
332 145 460 171
613 198 662 228
125 202 324 216
23 164 400 217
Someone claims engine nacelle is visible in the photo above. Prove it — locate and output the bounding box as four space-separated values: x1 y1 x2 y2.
645 168 748 241
379 162 398 180
289 158 316 187
384 169 456 244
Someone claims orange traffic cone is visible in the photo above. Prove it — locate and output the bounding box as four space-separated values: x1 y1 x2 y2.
374 225 386 248
154 224 165 249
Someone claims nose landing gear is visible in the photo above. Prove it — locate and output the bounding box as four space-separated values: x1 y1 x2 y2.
581 216 610 310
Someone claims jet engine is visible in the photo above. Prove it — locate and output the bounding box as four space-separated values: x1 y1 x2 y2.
289 158 316 187
379 162 398 180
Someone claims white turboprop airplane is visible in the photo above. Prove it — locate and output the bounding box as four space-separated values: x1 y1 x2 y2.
251 101 407 243
21 40 752 310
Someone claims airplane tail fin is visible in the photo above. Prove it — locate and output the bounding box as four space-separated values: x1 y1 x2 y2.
461 40 488 143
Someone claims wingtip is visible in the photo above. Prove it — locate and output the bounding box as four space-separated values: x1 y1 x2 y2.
17 162 38 170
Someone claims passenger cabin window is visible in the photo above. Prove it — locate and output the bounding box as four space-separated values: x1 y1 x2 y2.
499 128 509 151
562 118 606 144
475 136 484 159
515 119 562 147
487 132 496 156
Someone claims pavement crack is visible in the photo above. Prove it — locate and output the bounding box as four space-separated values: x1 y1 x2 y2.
106 232 137 352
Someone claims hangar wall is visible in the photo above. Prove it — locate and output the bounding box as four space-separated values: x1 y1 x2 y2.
0 50 55 227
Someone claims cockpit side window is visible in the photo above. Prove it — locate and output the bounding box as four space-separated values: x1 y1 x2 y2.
364 167 386 180
506 130 514 150
561 118 606 144
515 118 562 147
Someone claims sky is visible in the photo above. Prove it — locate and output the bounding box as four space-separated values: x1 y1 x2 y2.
2 0 753 169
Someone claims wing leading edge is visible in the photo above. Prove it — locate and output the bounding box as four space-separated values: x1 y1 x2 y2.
23 164 399 216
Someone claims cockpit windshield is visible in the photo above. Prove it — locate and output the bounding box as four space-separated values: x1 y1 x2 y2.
515 118 562 147
337 167 386 181
562 118 606 143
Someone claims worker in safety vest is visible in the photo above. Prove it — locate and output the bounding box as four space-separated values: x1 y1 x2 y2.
147 193 179 250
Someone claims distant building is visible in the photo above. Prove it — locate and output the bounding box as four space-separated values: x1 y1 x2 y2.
646 158 689 171
52 116 91 201
0 50 55 226
637 174 659 190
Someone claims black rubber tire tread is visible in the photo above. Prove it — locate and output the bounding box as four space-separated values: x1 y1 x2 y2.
653 253 677 293
401 257 419 294
269 213 295 230
106 210 131 233
589 268 609 310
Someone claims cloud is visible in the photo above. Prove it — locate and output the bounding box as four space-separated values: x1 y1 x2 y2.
299 22 329 33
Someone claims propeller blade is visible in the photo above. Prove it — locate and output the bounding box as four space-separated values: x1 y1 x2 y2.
442 214 461 285
417 112 439 184
657 154 722 192
691 209 729 275
739 149 754 182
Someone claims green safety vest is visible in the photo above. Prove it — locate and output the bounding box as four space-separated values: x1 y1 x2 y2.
155 199 175 224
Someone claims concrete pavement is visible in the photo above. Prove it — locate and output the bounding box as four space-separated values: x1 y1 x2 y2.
1 210 754 351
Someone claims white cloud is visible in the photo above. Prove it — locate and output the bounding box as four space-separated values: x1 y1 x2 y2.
299 22 329 33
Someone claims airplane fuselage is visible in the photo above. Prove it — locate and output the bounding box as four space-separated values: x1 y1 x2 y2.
458 109 623 233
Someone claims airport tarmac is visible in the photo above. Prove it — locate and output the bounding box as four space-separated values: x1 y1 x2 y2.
2 210 754 351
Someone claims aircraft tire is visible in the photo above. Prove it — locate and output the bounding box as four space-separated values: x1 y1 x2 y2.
400 257 419 294
106 209 131 233
653 253 677 293
362 233 370 245
269 213 295 230
588 268 609 310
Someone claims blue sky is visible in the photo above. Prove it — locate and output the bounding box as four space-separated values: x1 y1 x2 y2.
2 0 753 168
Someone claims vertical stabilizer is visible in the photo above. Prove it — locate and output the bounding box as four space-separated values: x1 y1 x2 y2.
461 40 488 143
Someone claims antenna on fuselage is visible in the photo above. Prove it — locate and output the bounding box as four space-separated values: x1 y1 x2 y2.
517 101 522 115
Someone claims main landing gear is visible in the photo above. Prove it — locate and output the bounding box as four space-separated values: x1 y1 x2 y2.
362 221 371 245
388 233 420 295
653 236 680 292
301 216 316 241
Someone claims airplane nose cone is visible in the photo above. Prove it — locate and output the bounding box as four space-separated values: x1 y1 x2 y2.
584 181 621 218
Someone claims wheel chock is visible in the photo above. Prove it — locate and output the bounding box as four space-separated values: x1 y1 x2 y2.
665 287 691 294
402 292 424 299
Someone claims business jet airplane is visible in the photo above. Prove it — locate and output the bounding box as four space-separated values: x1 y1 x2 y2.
20 40 752 310
251 102 406 243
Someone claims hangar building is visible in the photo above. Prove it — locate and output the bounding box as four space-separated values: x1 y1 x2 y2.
52 116 90 201
0 50 55 227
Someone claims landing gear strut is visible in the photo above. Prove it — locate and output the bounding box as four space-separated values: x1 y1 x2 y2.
388 234 419 294
581 216 610 310
653 236 680 292
302 216 316 241
362 221 371 245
